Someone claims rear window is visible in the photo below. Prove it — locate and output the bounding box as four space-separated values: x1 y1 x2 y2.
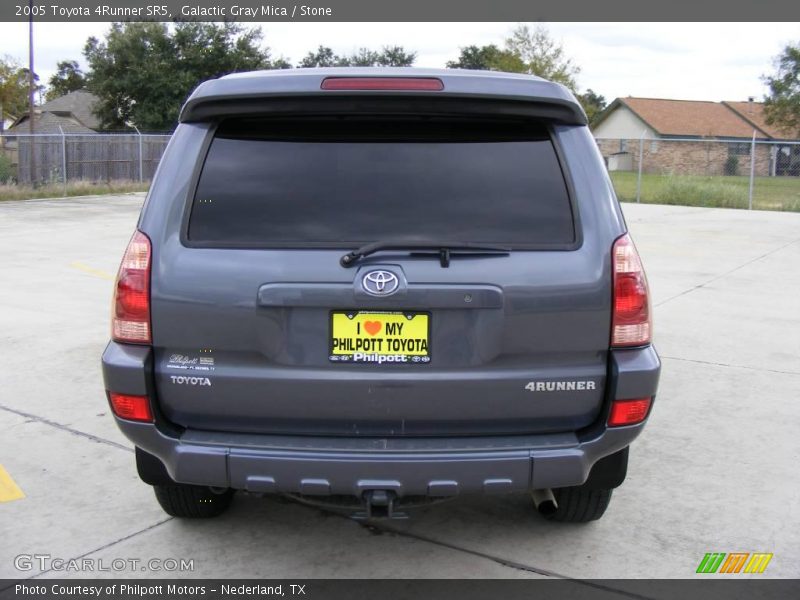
187 118 575 247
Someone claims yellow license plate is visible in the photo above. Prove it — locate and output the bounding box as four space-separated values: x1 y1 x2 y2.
330 311 430 364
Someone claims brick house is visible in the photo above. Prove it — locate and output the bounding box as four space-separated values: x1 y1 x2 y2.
592 97 800 177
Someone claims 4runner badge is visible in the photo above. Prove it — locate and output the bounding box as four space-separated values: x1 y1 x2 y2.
170 375 212 386
525 380 596 392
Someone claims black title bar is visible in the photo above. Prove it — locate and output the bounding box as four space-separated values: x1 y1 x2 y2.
2 579 800 600
1 0 800 22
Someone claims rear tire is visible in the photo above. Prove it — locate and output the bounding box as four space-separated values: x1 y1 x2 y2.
153 484 234 518
543 487 613 523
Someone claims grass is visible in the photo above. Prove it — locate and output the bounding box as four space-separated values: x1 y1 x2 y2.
609 172 800 212
0 180 150 201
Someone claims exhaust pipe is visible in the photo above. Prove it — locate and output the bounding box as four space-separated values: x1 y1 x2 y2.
531 488 558 516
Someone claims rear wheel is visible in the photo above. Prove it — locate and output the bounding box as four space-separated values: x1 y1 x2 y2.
153 484 234 518
543 487 613 523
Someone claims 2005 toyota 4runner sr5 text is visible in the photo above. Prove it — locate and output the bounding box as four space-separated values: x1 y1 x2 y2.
101 68 660 522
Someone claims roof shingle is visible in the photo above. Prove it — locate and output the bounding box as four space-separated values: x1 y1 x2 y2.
39 90 101 130
722 101 797 140
11 112 97 135
621 97 762 139
8 89 100 134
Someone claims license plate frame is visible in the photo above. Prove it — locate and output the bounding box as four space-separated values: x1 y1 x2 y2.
329 310 431 364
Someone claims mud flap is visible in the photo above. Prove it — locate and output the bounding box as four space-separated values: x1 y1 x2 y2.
582 446 629 490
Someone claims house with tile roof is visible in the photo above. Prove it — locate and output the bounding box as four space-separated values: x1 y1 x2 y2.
592 97 800 177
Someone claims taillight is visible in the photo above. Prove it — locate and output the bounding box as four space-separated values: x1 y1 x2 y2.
611 233 651 347
320 77 444 91
112 230 151 344
108 392 153 422
608 398 652 427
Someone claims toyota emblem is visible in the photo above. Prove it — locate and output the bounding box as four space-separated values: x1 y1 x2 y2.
362 270 399 296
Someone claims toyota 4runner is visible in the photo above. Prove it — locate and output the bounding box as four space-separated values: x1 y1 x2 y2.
101 68 660 522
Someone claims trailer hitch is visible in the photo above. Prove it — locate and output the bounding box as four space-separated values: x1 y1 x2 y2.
353 489 408 520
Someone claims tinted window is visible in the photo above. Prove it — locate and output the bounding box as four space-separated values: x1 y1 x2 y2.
188 119 574 247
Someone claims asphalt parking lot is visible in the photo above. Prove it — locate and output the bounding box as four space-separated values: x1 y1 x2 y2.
1 194 798 580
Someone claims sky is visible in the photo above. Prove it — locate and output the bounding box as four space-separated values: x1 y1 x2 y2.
0 21 798 103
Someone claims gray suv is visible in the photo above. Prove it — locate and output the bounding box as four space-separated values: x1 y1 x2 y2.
101 68 660 522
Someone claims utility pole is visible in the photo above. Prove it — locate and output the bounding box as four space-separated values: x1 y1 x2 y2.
28 0 37 186
748 130 756 211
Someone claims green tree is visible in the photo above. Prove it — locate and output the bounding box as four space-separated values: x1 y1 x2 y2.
45 60 86 101
84 22 282 131
579 88 607 125
1 56 43 130
375 46 416 67
297 45 416 68
763 42 800 136
504 24 580 92
298 46 338 68
347 48 381 67
446 44 523 72
447 26 607 123
447 26 580 89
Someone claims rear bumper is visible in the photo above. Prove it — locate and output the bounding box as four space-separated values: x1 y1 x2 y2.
118 420 646 495
102 342 660 496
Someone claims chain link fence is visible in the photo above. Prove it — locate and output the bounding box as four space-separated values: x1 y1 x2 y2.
0 132 171 191
596 134 800 212
2 130 799 212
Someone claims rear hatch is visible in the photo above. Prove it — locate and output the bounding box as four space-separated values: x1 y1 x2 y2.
151 112 611 436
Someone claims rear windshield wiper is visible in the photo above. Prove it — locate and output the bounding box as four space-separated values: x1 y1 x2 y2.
340 240 510 268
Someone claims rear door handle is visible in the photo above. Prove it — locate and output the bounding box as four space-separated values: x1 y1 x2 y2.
257 283 504 309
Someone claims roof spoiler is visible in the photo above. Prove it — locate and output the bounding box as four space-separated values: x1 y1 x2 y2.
179 94 587 126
